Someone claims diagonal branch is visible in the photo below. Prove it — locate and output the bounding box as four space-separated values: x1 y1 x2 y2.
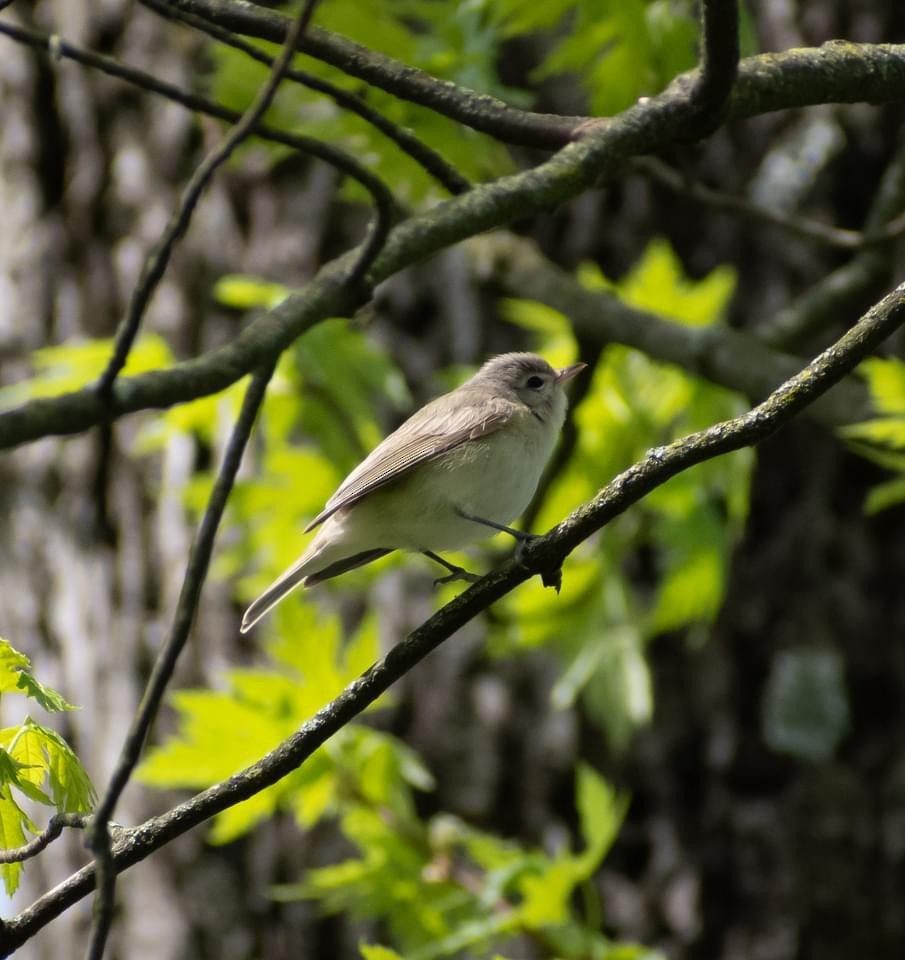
688 0 740 135
0 19 397 277
139 0 470 196
472 233 870 426
3 278 905 959
84 359 276 959
172 0 905 146
0 814 89 865
93 0 326 401
2 34 905 451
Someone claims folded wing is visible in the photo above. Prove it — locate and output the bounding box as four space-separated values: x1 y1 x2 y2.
304 390 514 532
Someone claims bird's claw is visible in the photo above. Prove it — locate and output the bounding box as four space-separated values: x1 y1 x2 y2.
514 535 562 594
513 533 542 566
433 568 482 587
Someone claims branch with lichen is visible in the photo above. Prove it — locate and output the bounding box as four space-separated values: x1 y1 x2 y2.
2 275 904 959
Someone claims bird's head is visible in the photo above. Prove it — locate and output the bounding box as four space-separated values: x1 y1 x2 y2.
471 352 586 425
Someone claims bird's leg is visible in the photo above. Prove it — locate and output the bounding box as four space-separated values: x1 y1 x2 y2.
454 509 561 593
422 551 482 586
453 508 540 563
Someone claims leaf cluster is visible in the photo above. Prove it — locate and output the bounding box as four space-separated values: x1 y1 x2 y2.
0 638 96 894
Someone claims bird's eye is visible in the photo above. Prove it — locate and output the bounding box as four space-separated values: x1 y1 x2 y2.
526 375 545 389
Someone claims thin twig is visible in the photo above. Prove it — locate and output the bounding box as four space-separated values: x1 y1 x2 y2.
3 32 905 454
139 0 470 196
635 156 865 249
93 0 321 400
0 19 396 283
4 278 905 960
0 814 89 865
84 358 276 960
761 128 905 347
688 0 740 134
171 0 585 149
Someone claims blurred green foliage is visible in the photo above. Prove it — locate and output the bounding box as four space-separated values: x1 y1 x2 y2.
7 234 747 953
841 356 905 513
485 0 698 116
0 334 172 408
204 0 705 205
0 638 96 894
494 239 748 748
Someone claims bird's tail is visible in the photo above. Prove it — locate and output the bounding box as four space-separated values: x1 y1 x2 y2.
240 547 391 634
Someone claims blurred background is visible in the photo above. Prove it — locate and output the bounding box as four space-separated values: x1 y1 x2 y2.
2 0 905 958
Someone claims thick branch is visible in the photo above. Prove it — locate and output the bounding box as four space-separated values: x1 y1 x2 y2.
173 1 905 145
139 0 470 196
4 278 905 958
95 0 335 400
474 234 869 425
2 32 904 450
0 269 359 449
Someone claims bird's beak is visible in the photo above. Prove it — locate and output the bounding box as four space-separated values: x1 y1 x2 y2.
556 361 587 385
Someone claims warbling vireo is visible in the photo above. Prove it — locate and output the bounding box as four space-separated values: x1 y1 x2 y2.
240 352 585 633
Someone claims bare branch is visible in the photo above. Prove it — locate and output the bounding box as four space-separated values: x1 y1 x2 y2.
635 157 865 249
762 128 905 347
0 20 396 274
3 277 905 959
172 1 905 146
473 233 869 426
92 0 325 404
688 0 739 135
0 814 89 865
84 358 276 958
139 0 470 196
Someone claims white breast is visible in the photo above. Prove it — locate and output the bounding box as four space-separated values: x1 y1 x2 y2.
314 409 560 556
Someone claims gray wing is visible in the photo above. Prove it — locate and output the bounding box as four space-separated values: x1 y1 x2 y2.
304 390 515 532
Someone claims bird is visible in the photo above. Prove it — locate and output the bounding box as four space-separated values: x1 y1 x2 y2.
240 352 585 633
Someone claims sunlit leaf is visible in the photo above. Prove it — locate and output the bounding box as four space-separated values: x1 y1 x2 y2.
858 356 905 415
0 787 33 894
0 334 173 407
214 274 291 310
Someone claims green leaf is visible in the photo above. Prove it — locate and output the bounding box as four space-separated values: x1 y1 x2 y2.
360 946 404 960
0 638 75 711
213 274 291 310
22 719 96 811
0 334 172 407
858 356 905 415
840 416 905 449
762 648 850 763
864 474 905 514
575 764 629 868
0 787 36 894
14 672 77 713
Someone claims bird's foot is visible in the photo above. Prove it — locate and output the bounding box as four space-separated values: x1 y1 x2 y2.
513 532 542 567
423 551 482 587
513 535 562 594
433 567 483 586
